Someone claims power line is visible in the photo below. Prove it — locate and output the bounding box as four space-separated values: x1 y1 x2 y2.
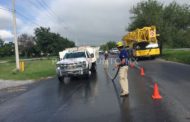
27 0 52 18
34 0 67 28
35 0 64 23
5 0 65 26
1 1 66 30
0 7 13 12
0 7 41 27
16 10 41 27
27 0 58 21
39 0 58 17
0 8 13 34
36 0 56 17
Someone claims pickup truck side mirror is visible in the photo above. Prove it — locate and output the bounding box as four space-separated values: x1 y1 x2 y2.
90 54 94 58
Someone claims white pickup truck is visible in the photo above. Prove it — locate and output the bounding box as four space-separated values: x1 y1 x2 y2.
56 50 92 82
58 46 99 71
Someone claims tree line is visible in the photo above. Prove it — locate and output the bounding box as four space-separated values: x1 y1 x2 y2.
0 38 14 57
100 41 116 51
0 27 75 57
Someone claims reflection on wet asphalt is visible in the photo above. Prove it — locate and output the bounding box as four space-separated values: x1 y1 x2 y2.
0 60 128 122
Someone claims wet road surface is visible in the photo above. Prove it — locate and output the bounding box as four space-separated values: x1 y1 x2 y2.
139 59 190 122
0 62 123 122
0 58 190 122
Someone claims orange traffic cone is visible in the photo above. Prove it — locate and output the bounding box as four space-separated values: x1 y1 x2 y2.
152 83 162 100
140 67 145 76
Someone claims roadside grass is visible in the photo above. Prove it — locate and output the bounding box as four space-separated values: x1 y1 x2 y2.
0 56 15 63
162 49 190 64
0 59 57 80
0 56 58 63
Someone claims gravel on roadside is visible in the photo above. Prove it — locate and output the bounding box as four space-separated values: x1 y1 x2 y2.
0 80 35 90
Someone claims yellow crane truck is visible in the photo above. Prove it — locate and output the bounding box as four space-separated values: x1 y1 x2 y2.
122 26 160 58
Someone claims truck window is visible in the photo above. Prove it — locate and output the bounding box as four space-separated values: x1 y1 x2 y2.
64 52 86 59
86 51 90 58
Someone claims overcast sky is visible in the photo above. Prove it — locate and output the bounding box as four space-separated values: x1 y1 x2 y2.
0 0 189 45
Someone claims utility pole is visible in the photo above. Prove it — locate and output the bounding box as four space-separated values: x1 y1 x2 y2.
12 0 20 70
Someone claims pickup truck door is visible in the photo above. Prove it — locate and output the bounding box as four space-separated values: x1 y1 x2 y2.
86 51 92 69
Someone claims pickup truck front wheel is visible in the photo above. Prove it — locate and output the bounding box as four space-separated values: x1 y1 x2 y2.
84 70 91 78
58 76 64 82
91 63 97 72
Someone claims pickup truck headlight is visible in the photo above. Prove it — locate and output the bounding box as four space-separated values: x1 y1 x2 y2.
82 61 86 68
56 64 61 67
57 64 65 69
77 61 86 68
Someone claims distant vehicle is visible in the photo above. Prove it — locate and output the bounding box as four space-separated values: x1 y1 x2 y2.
109 48 119 54
99 50 104 54
56 50 92 82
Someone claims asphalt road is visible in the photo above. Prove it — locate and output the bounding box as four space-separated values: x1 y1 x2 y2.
0 57 190 122
139 59 190 122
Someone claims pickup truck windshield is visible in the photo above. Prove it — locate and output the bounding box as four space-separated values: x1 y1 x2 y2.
64 52 86 59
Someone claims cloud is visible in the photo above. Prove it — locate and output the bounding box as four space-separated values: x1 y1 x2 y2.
0 30 13 39
1 0 190 45
38 0 142 45
13 0 143 45
0 5 24 40
48 0 189 46
0 5 12 29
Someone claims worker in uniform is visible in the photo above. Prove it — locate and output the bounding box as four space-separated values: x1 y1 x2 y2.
104 51 109 69
115 41 129 97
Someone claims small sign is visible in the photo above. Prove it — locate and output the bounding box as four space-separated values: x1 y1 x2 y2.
149 30 155 37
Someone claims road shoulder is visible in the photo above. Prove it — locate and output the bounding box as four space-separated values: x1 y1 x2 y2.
158 58 190 67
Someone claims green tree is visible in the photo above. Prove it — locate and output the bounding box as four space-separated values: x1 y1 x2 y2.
18 34 35 57
100 44 108 51
128 0 163 31
0 42 14 57
0 38 3 47
107 41 116 50
100 41 116 51
34 27 75 56
162 2 190 48
128 0 164 53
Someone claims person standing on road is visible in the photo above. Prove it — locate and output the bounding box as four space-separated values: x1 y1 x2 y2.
104 51 109 69
115 41 129 97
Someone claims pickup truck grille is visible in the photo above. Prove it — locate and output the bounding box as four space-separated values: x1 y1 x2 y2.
60 63 82 69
